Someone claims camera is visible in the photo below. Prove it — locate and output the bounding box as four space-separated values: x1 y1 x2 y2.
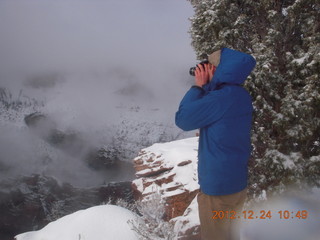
189 60 209 76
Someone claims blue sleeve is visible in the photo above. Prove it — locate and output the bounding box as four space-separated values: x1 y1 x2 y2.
175 86 227 131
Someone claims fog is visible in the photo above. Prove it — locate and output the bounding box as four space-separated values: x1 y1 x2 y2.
0 0 195 86
242 189 320 240
0 0 196 124
0 0 196 186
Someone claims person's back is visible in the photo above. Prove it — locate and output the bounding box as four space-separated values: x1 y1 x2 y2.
175 47 256 239
198 84 253 196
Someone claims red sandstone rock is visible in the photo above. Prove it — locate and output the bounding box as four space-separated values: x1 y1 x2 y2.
132 138 201 238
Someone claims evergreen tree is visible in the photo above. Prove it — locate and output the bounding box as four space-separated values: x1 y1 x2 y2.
187 0 320 200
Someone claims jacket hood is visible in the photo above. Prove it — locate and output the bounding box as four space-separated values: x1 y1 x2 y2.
207 48 256 91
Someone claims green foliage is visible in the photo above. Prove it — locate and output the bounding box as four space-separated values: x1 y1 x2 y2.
188 0 320 199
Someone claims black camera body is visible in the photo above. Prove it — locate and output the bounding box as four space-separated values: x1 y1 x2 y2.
189 60 209 76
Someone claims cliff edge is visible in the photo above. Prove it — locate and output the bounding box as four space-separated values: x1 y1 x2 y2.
132 137 201 239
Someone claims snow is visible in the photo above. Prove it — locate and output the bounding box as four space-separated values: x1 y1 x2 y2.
133 137 199 198
266 150 297 170
268 10 277 18
292 54 308 65
15 205 139 240
282 8 288 16
173 196 200 235
282 154 296 169
310 155 320 162
307 59 316 67
204 9 215 16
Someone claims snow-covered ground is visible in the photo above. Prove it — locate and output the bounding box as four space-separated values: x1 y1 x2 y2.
15 205 139 240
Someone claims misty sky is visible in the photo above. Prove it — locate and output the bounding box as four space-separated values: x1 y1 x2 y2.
0 0 196 125
0 0 196 186
0 0 195 76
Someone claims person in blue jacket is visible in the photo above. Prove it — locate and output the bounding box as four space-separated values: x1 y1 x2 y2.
175 47 256 240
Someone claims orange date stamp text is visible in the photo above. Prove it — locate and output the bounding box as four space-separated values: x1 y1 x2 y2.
212 210 309 220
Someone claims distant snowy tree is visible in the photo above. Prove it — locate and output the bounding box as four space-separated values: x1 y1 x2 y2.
187 0 320 199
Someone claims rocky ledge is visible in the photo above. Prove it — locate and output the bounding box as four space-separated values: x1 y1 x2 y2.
132 137 201 239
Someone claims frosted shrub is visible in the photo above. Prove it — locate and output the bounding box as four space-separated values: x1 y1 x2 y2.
127 193 176 240
0 87 42 111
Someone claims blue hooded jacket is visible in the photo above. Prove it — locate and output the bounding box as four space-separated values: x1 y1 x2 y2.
175 48 256 195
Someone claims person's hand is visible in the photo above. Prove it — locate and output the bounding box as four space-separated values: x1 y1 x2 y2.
195 64 216 87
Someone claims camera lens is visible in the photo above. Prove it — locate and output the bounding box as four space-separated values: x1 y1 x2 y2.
189 60 209 76
189 67 196 76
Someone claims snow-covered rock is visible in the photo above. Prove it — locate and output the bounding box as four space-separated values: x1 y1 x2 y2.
15 205 138 240
132 137 201 238
173 197 200 240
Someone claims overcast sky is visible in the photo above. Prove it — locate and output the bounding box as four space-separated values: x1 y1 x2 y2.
0 0 195 76
0 0 196 185
0 0 196 117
